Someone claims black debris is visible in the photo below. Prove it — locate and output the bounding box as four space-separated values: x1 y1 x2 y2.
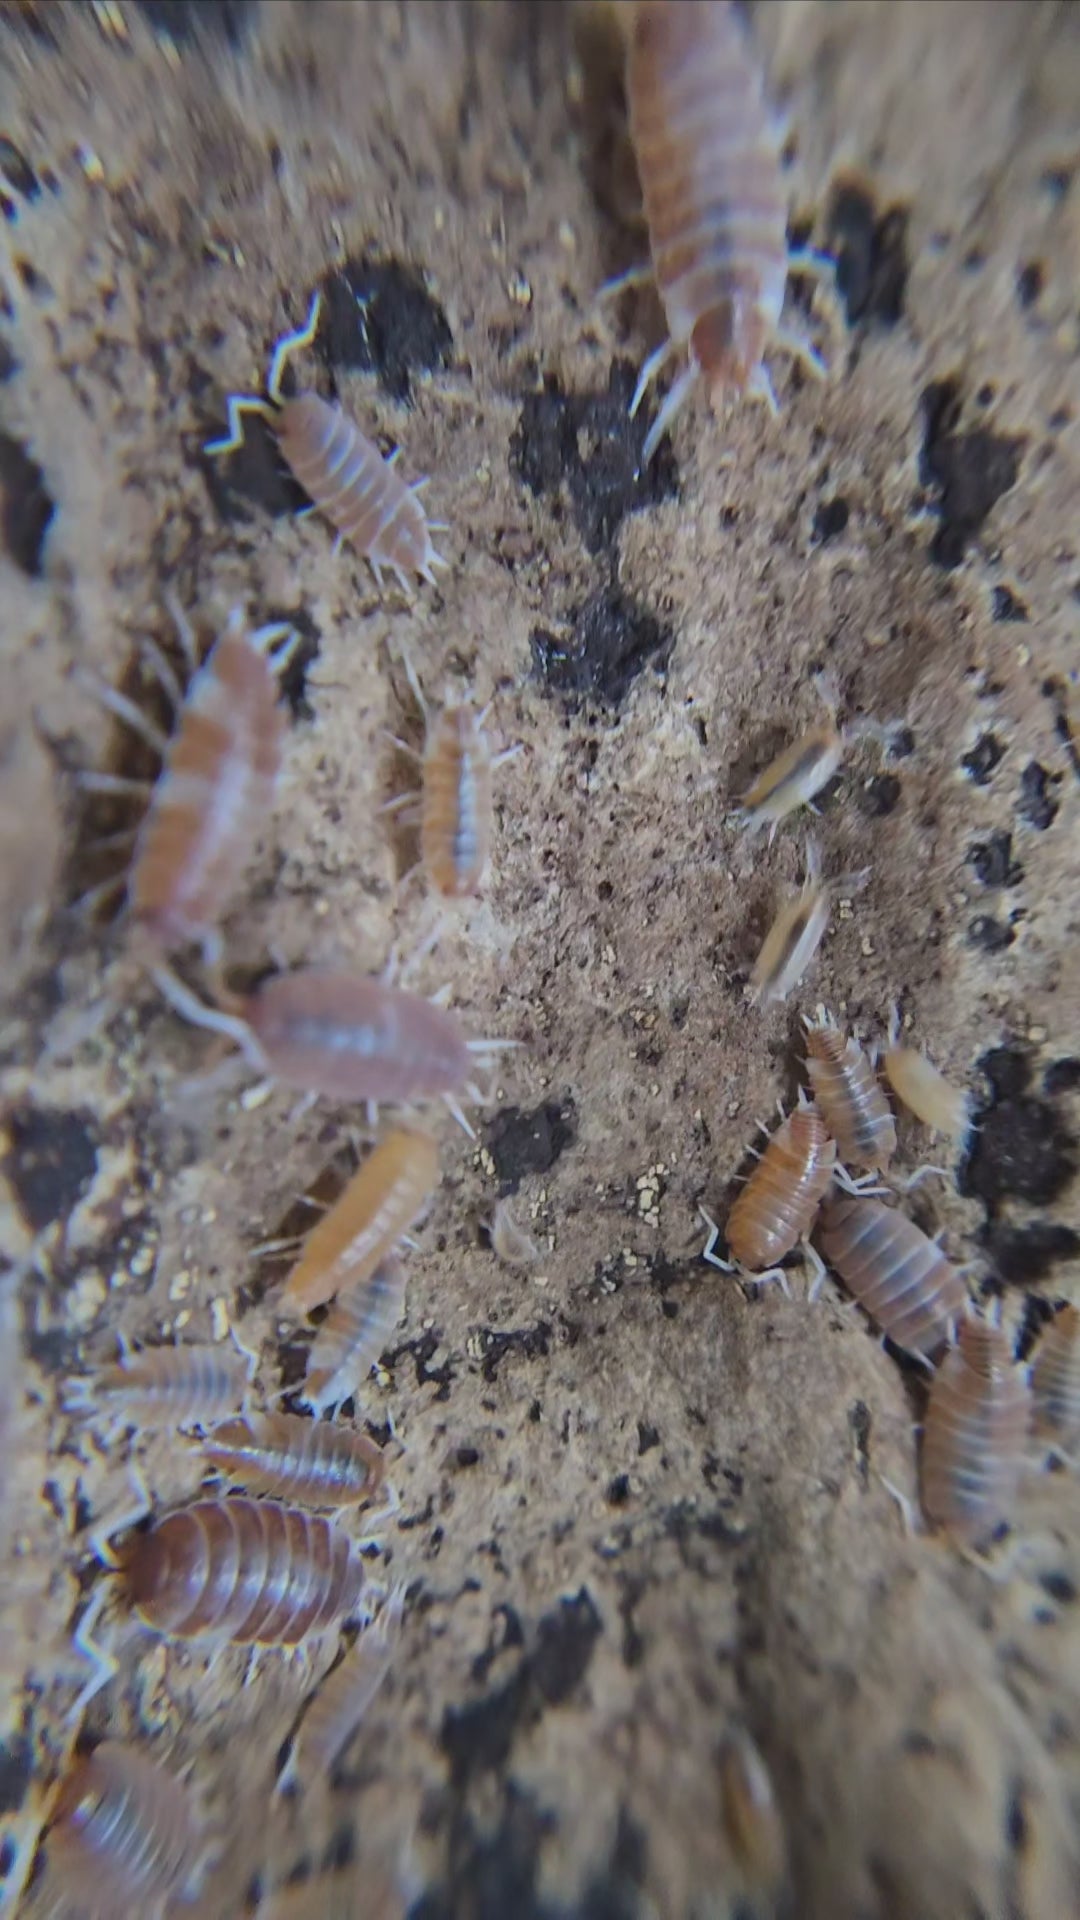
960 1061 1077 1213
1044 1059 1080 1097
530 1590 602 1707
261 603 321 721
983 1221 1080 1287
0 139 39 200
478 1322 553 1385
920 379 1024 568
967 831 1022 888
855 773 901 819
440 1589 601 1786
133 0 256 45
826 180 910 327
485 1100 577 1194
318 257 452 403
811 496 849 545
531 587 674 714
1015 262 1044 310
200 410 310 523
961 732 1005 785
4 1105 99 1234
0 430 55 575
990 584 1028 622
966 914 1015 954
510 362 678 555
0 1735 32 1816
1017 761 1059 831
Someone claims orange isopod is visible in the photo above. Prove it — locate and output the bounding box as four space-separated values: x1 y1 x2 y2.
921 1316 1032 1550
622 0 834 461
80 600 294 967
202 1412 387 1510
45 1741 206 1920
816 1193 967 1361
281 1131 438 1315
63 1338 253 1434
703 1101 836 1285
803 1008 897 1171
205 294 443 590
1030 1304 1080 1453
883 1006 971 1145
384 654 520 901
297 1253 408 1416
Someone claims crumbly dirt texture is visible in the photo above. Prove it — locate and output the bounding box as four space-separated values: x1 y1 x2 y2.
1 2 1079 1915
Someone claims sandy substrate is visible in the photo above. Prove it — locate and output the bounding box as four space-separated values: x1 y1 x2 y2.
0 2 1079 1915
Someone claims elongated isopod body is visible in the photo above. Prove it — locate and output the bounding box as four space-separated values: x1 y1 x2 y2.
205 294 442 589
282 1133 438 1315
749 848 832 1007
248 973 495 1107
625 1 831 461
298 1254 408 1415
120 1497 368 1645
282 1588 403 1794
421 704 494 898
46 1741 205 1919
816 1194 967 1360
202 1413 386 1510
63 1341 252 1432
719 1727 788 1904
740 722 843 839
921 1316 1032 1550
1031 1304 1080 1451
803 1009 896 1171
883 1010 970 1144
722 1105 836 1272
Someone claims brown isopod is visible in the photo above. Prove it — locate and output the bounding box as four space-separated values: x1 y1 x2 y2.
383 654 520 901
883 1005 971 1145
150 965 519 1138
802 1007 897 1171
202 1412 387 1511
1030 1304 1080 1454
921 1315 1032 1551
279 1131 438 1315
702 1099 836 1289
296 1253 408 1416
63 1335 255 1434
44 1740 206 1920
620 0 835 461
78 600 295 966
206 293 444 590
277 1584 404 1796
815 1193 968 1362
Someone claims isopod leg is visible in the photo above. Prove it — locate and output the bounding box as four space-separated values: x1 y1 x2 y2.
597 261 654 301
699 1206 733 1273
786 245 837 287
267 291 323 405
879 1474 918 1537
69 1585 120 1723
891 1163 950 1193
773 323 828 382
746 362 780 416
204 394 277 455
641 360 699 464
832 1164 889 1197
630 338 678 418
802 1240 828 1303
749 1265 792 1299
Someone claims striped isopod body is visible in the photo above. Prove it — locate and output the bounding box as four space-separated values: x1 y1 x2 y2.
420 704 495 898
921 1316 1032 1550
280 1586 404 1795
704 1104 836 1279
63 1340 253 1433
205 294 443 589
883 1008 971 1145
803 1008 897 1171
718 1727 788 1907
282 1133 438 1315
623 0 833 461
202 1413 387 1510
119 1497 368 1646
749 846 835 1007
45 1741 205 1920
1030 1304 1080 1452
816 1194 967 1359
297 1254 408 1415
739 721 843 841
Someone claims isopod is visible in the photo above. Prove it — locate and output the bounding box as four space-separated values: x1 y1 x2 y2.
79 601 295 966
205 293 443 589
816 1193 968 1361
883 1006 971 1144
703 1100 836 1286
718 1726 788 1905
281 1132 438 1315
297 1254 408 1416
150 965 517 1138
488 1197 542 1269
278 1585 404 1795
384 655 519 901
63 1336 254 1433
202 1412 387 1510
802 1008 896 1171
622 0 834 461
921 1315 1032 1550
736 676 905 842
44 1741 205 1920
1030 1304 1080 1453
748 844 836 1007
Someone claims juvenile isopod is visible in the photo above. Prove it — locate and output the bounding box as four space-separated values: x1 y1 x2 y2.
63 1336 254 1434
718 1726 788 1907
748 844 841 1007
280 1132 438 1315
205 293 444 589
735 676 906 843
278 1585 404 1795
78 600 295 966
620 0 835 461
883 1006 971 1145
815 1193 968 1361
150 965 518 1138
384 655 520 901
44 1741 206 1920
1030 1304 1080 1454
488 1197 542 1269
802 1007 897 1171
702 1100 836 1288
921 1315 1032 1550
202 1412 387 1511
296 1254 408 1416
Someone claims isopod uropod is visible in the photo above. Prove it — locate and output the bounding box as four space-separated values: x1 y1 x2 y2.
1030 1303 1080 1453
815 1193 968 1361
802 1007 897 1171
205 293 444 590
703 1100 836 1287
63 1337 254 1434
622 0 834 461
201 1411 387 1510
921 1315 1032 1550
883 1006 971 1145
281 1131 439 1315
44 1741 206 1920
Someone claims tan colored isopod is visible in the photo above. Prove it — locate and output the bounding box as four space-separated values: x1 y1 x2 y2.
748 843 837 1007
883 1005 971 1145
277 1584 404 1796
280 1131 439 1316
1030 1304 1080 1454
43 1741 207 1920
201 1412 387 1511
296 1253 408 1417
618 0 835 461
815 1193 968 1362
205 293 444 590
921 1315 1032 1551
63 1335 254 1434
802 1007 897 1172
718 1726 788 1909
702 1099 836 1289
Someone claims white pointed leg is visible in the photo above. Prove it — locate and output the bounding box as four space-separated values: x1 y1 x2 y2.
204 394 275 456
598 261 654 301
641 361 699 464
699 1206 733 1272
630 338 678 418
267 292 323 404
